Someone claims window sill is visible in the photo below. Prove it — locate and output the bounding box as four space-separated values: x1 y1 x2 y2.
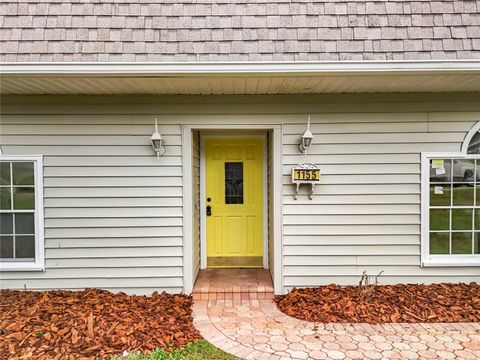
0 262 44 271
422 256 480 267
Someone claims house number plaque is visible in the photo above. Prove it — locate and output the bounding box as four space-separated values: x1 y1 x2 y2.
291 163 320 200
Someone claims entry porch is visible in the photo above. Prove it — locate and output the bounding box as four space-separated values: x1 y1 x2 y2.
192 268 274 301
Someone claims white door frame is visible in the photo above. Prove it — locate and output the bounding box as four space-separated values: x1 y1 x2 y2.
200 133 268 270
182 124 283 295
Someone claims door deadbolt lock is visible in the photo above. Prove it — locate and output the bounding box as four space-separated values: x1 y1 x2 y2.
206 205 212 216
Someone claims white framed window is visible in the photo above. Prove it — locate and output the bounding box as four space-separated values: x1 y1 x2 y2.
421 122 480 266
0 155 44 271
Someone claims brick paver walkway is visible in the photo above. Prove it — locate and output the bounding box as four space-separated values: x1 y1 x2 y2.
192 269 480 359
193 298 480 359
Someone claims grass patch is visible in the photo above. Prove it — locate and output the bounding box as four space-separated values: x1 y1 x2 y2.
113 340 239 360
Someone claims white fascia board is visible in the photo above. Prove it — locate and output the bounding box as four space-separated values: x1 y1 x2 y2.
1 60 480 77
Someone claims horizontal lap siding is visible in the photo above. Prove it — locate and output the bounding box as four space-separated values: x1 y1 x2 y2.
283 115 479 290
2 94 480 294
1 115 183 295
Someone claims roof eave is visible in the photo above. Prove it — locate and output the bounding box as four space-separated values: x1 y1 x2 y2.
2 60 480 95
2 60 480 76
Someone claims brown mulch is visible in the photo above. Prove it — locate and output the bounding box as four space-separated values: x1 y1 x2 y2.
0 288 202 360
274 282 480 324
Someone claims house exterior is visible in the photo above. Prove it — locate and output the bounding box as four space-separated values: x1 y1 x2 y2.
0 1 479 295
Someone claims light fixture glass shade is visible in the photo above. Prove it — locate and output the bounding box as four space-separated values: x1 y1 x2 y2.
299 128 314 153
303 135 313 148
151 138 162 151
150 129 165 158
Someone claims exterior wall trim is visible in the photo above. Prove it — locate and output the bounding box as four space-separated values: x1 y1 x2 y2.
182 126 194 294
182 124 283 295
2 60 480 76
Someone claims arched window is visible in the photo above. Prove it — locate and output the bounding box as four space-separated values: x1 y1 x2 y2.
467 132 480 154
421 121 480 266
461 121 480 154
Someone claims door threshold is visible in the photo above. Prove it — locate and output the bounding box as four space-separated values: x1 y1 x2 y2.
207 256 263 268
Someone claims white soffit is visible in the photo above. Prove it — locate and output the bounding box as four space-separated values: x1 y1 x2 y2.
1 61 480 95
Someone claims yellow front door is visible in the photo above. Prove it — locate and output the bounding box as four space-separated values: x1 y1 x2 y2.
205 137 264 267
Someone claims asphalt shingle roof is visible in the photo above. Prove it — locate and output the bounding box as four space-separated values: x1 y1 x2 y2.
1 0 479 62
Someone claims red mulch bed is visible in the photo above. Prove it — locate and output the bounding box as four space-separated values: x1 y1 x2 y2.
0 288 202 359
275 282 480 324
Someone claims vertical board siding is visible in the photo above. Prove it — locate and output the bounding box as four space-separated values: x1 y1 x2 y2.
267 131 274 280
1 94 479 294
0 115 184 295
192 131 201 281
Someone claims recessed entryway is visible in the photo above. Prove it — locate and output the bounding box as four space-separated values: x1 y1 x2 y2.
182 124 283 295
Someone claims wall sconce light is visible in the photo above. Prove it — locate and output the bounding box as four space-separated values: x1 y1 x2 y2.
150 118 165 159
298 115 314 154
